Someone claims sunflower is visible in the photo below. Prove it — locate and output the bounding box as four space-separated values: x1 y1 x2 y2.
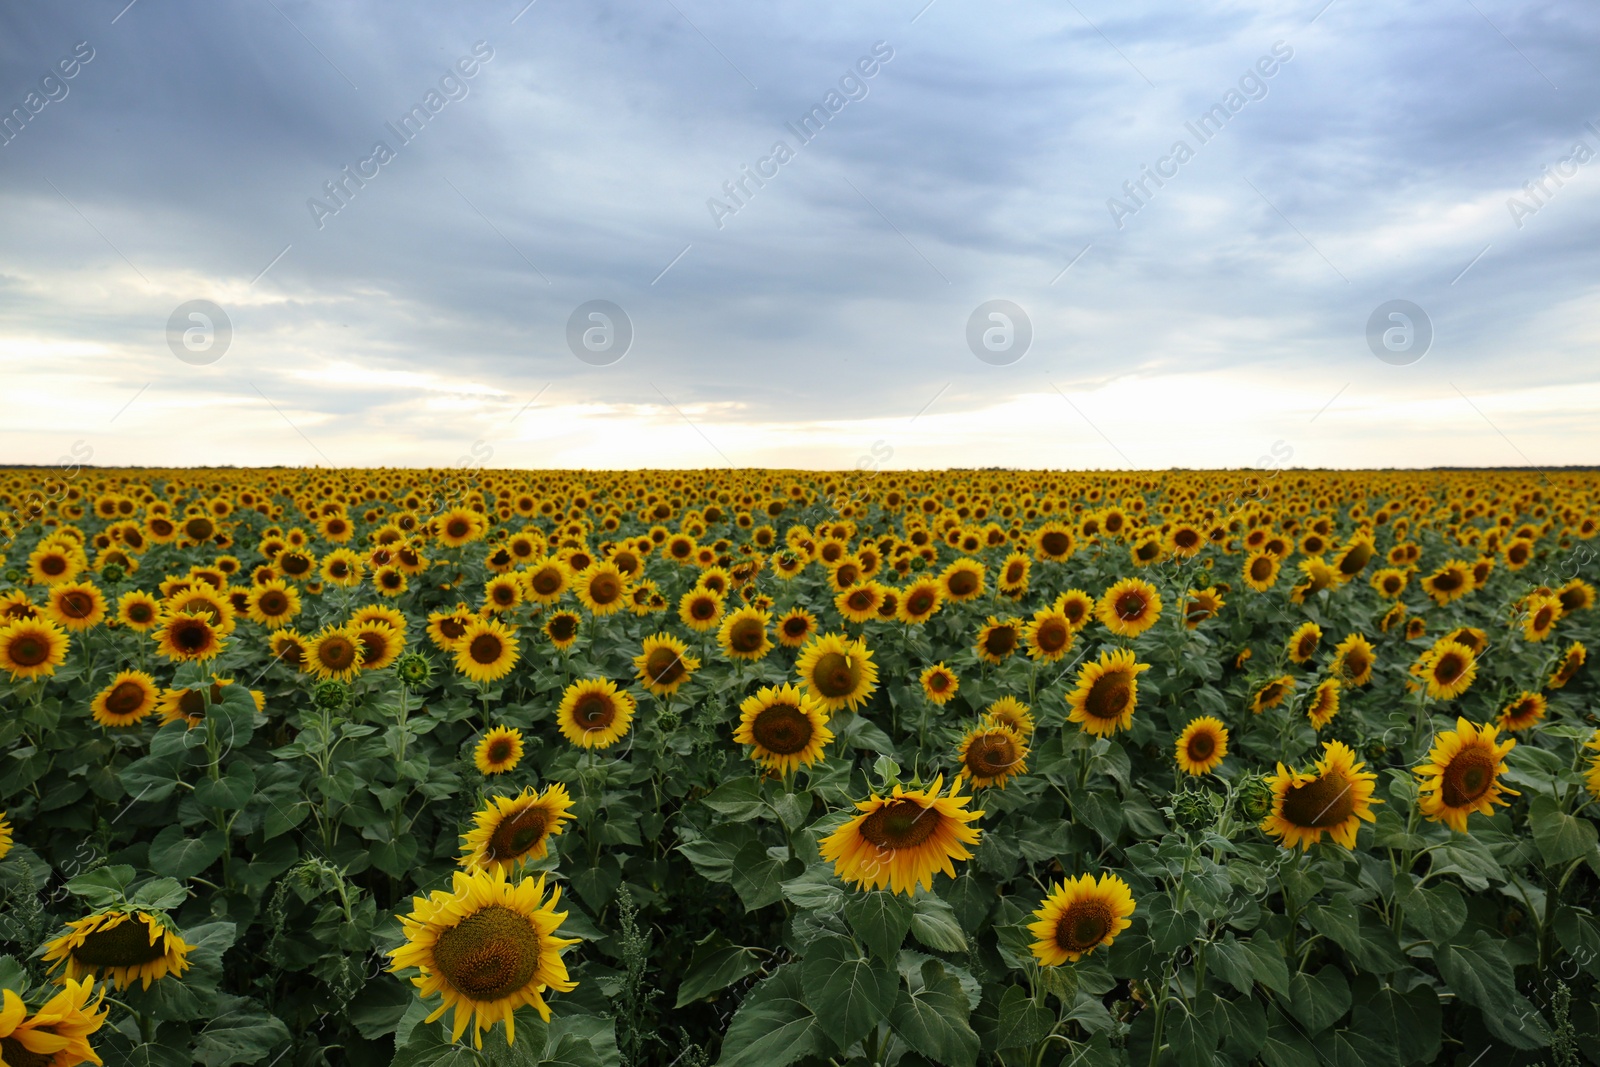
0 590 36 623
1415 718 1518 833
435 507 486 549
956 723 1028 789
835 583 883 625
734 684 833 774
460 785 575 873
1096 578 1162 638
352 604 408 636
520 558 569 606
388 866 578 1048
795 632 878 713
473 726 525 776
154 610 223 663
1022 607 1074 662
1548 641 1585 689
269 629 309 669
27 542 83 586
164 587 236 634
91 670 159 728
1378 603 1406 634
1421 560 1474 605
374 566 409 597
818 775 983 895
455 618 519 684
157 678 263 729
974 616 1022 665
1330 633 1375 686
0 976 108 1067
1521 595 1562 641
307 626 364 682
245 579 301 629
43 581 107 632
544 611 582 652
984 696 1034 738
1286 621 1322 665
556 678 636 749
919 663 959 705
1028 873 1135 965
1182 587 1225 629
1065 648 1149 737
1497 691 1547 732
1306 678 1340 729
677 588 724 633
1243 551 1280 591
42 909 192 990
1261 740 1381 850
1250 675 1295 714
352 621 403 670
319 548 365 588
775 608 818 648
718 606 772 661
1054 589 1095 632
634 633 698 696
0 812 10 862
894 579 942 625
0 618 69 681
574 562 628 617
482 575 524 614
939 559 986 602
1370 567 1408 598
1417 640 1477 700
997 551 1031 596
1032 521 1076 561
1557 579 1595 615
426 604 474 650
1175 716 1228 775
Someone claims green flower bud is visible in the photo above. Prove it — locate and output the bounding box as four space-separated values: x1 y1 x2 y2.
396 653 432 688
313 680 348 711
1236 774 1274 822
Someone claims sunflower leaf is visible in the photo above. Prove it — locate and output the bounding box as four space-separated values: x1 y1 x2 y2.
715 965 820 1067
673 933 762 1008
910 893 967 952
193 994 292 1067
149 825 226 881
845 890 914 961
1529 794 1599 868
1285 965 1350 1033
889 960 979 1067
65 863 136 906
799 934 899 1053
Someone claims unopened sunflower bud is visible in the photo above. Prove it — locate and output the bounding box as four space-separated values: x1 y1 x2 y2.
396 653 431 688
1236 774 1273 822
313 679 348 711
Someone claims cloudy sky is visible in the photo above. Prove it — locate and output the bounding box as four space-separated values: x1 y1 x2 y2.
1 0 1596 471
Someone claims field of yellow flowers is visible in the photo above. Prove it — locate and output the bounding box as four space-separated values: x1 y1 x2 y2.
0 466 1596 1067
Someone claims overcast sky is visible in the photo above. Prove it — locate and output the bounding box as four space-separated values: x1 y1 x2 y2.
1 0 1596 471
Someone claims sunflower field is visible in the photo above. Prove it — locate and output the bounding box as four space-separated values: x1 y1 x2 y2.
0 466 1597 1067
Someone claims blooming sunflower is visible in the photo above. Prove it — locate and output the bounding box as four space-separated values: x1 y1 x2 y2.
677 588 724 633
919 663 959 705
544 611 582 651
245 579 300 629
1286 621 1322 665
1306 678 1340 730
43 581 107 632
482 575 523 614
435 507 486 549
153 610 223 663
1549 641 1586 688
734 684 833 774
269 629 309 669
956 723 1028 789
1033 521 1076 561
1370 567 1408 598
42 910 192 990
1417 640 1477 700
157 678 264 729
91 670 159 728
1261 740 1380 850
1497 691 1547 732
1054 589 1095 632
1065 648 1149 737
460 785 574 873
1330 633 1375 686
0 617 69 681
1421 560 1474 605
718 606 772 661
307 625 363 682
556 678 636 749
1243 551 1280 592
574 562 628 617
1182 587 1225 629
1028 873 1135 965
997 551 1031 596
1250 675 1295 714
633 634 698 697
474 726 525 775
1557 579 1595 615
0 977 108 1067
974 616 1022 665
1175 716 1228 775
1379 603 1406 634
456 618 519 684
984 696 1034 738
818 775 983 895
1586 731 1600 801
1096 578 1162 638
388 866 578 1048
795 632 878 713
833 583 881 625
896 578 943 624
939 559 986 602
1415 718 1518 833
351 621 404 671
1521 595 1562 642
0 812 10 862
426 604 474 651
775 608 818 648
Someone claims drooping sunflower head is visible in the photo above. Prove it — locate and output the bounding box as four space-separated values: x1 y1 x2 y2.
718 606 772 662
1286 621 1322 665
455 618 520 684
388 866 578 1048
474 726 525 775
42 909 192 990
1415 717 1518 833
919 663 959 705
556 678 636 749
1250 675 1295 714
984 696 1034 738
1306 678 1340 729
794 632 878 713
91 670 159 728
818 775 984 895
1175 716 1228 775
1497 691 1547 732
1549 641 1586 689
633 634 698 697
974 616 1022 664
1182 587 1224 629
1261 740 1381 850
1066 647 1149 737
461 784 574 873
0 617 70 681
1096 578 1162 638
734 684 833 773
956 723 1028 789
1027 873 1135 966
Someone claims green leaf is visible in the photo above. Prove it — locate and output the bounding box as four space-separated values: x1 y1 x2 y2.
1530 794 1599 867
1305 898 1404 973
780 865 846 913
910 893 967 952
1260 1004 1318 1067
701 778 766 820
0 955 26 996
799 934 899 1053
1146 892 1203 953
1352 985 1441 1066
1321 1029 1398 1067
545 1015 619 1067
889 960 979 1067
1553 905 1600 978
193 995 292 1067
715 966 820 1067
730 842 800 911
148 825 226 880
1167 992 1220 1064
1215 994 1266 1058
677 825 753 885
65 864 136 907
539 1033 603 1067
193 766 257 811
1285 966 1350 1033
673 933 762 1008
1241 934 1290 997
1393 878 1465 944
845 891 914 962
129 877 188 911
992 984 1052 1052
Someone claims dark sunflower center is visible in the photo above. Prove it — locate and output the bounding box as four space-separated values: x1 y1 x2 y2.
60 591 95 618
488 808 548 859
1433 572 1462 592
1533 607 1553 629
752 704 812 754
730 619 764 652
810 652 860 699
446 520 472 538
10 635 47 666
588 574 621 603
947 571 978 597
1041 531 1070 555
574 693 615 728
1085 674 1132 720
984 627 1017 656
783 618 809 638
1187 732 1215 761
469 634 503 664
1035 621 1068 653
967 733 1017 774
1297 635 1318 657
1433 654 1464 684
928 673 950 692
106 681 147 715
173 620 211 651
493 585 517 605
431 905 543 1001
440 617 467 640
281 554 311 576
320 637 356 669
1055 900 1113 953
1115 593 1146 620
1005 564 1025 584
260 591 288 615
486 738 514 763
907 590 935 614
1251 558 1274 580
72 915 167 967
690 598 717 620
846 591 874 611
859 799 940 850
646 648 685 685
1442 748 1496 807
1281 770 1357 828
1063 603 1087 626
0 1035 51 1067
549 616 577 641
40 556 67 576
